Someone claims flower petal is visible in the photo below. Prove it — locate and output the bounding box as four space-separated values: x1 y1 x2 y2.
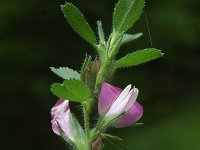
57 110 74 141
113 101 143 128
98 82 122 117
51 99 74 141
51 99 69 119
123 88 139 112
105 85 132 119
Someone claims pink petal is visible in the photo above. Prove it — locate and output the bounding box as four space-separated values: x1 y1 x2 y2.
51 99 74 141
113 101 143 128
55 110 74 141
51 99 67 119
98 82 122 117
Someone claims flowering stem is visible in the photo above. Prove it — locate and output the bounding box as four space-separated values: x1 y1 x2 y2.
94 32 120 95
83 104 91 149
90 119 106 142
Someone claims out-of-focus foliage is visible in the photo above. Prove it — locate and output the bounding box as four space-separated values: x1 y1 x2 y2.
0 0 199 149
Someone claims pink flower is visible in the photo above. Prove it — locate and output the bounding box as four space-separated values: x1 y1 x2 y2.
51 99 74 141
98 83 143 128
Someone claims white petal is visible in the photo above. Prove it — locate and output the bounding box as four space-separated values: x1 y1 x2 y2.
105 84 132 119
108 84 131 110
123 88 139 112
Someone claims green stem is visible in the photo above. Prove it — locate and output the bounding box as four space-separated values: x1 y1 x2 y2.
94 60 113 95
94 31 120 95
90 119 106 142
83 104 91 149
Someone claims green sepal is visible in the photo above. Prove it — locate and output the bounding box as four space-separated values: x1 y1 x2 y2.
50 67 80 80
51 79 92 103
115 48 164 68
101 133 130 150
101 133 122 141
71 114 88 150
97 42 107 61
80 55 91 80
96 21 107 60
61 3 97 46
121 33 143 44
87 59 97 93
113 0 145 33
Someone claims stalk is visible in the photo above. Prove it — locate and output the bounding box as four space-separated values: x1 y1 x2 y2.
83 104 91 150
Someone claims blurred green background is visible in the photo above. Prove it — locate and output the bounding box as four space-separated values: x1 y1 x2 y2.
1 0 200 149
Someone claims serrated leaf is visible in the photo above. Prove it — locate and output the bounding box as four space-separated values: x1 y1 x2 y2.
61 3 97 45
51 79 91 102
50 67 80 80
122 33 143 44
115 48 164 68
113 0 145 33
102 134 130 150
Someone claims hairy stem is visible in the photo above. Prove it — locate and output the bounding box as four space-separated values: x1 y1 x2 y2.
83 104 91 150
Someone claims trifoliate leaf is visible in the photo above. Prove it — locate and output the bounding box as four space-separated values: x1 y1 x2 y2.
61 3 97 46
50 67 80 80
113 0 145 33
51 79 91 102
115 48 164 68
122 33 143 44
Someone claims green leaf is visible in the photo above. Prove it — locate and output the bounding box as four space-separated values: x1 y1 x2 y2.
113 0 145 33
122 33 143 44
115 48 164 68
50 83 67 99
97 20 105 45
51 79 91 102
102 133 130 150
50 67 80 80
61 3 97 45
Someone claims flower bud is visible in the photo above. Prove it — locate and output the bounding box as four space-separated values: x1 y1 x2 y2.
98 83 143 127
51 99 74 141
83 59 101 91
83 60 101 82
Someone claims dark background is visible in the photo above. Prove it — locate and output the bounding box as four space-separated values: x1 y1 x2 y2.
1 0 200 149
